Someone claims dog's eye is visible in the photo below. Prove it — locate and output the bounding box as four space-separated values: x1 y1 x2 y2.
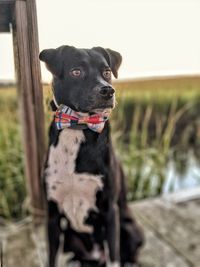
103 69 111 79
70 69 81 77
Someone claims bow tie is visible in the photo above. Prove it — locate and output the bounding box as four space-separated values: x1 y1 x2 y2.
55 105 110 133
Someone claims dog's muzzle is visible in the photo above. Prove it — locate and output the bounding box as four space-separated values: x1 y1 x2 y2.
99 86 115 100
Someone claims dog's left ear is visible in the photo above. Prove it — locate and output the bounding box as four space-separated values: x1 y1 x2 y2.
92 47 122 78
39 47 63 78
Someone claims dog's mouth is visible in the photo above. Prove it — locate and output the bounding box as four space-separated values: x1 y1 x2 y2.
69 103 113 116
89 99 116 114
91 107 112 116
75 102 115 115
71 95 116 114
89 104 114 115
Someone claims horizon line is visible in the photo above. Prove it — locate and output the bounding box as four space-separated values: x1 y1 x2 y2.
1 70 200 84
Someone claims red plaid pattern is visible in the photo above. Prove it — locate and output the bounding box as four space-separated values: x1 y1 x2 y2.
55 105 110 133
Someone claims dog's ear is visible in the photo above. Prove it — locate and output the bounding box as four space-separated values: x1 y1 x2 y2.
106 48 122 78
39 48 63 78
92 47 122 78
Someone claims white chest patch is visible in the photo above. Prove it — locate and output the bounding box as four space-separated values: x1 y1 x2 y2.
46 128 103 233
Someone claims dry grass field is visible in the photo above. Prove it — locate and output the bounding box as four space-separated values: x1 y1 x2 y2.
0 75 200 219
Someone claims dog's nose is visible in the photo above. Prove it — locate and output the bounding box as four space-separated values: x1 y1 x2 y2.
99 86 115 99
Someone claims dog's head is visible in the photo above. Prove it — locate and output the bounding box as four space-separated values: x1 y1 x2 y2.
39 46 122 113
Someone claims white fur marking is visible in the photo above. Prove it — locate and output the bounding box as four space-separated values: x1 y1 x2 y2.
90 244 102 260
46 129 103 233
60 217 68 231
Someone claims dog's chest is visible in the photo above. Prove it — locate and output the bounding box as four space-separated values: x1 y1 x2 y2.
45 128 103 233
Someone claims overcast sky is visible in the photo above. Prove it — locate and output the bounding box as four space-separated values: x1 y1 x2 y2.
0 0 200 81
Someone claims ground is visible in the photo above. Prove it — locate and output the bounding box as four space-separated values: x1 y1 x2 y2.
1 187 200 267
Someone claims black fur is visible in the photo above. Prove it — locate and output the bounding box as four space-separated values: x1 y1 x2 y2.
40 46 144 267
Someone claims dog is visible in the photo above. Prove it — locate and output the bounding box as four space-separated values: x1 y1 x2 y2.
39 46 144 267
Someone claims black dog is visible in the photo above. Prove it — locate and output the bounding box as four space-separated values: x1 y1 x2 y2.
40 46 144 267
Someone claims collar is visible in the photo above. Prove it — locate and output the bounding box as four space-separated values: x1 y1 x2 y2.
54 104 111 133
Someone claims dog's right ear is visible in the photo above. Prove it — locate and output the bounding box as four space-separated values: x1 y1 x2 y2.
92 47 122 78
39 48 63 78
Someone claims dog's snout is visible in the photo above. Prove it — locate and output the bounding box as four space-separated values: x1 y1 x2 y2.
99 86 115 99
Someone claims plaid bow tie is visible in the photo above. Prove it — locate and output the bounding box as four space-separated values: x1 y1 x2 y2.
55 105 110 133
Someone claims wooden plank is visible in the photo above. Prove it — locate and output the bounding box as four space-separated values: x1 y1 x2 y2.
12 0 45 223
0 2 15 32
3 222 42 267
163 186 200 203
0 24 10 32
1 211 191 267
174 199 200 233
0 0 15 3
136 219 189 267
131 199 200 266
26 0 45 167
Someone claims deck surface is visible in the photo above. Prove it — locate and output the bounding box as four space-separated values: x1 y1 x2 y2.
130 188 200 267
1 187 200 267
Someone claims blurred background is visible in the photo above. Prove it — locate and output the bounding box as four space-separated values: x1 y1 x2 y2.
0 0 200 221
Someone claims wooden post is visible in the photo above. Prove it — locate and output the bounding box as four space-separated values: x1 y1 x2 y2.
12 0 46 223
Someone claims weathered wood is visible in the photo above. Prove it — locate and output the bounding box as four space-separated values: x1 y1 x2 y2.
25 0 45 167
0 0 15 2
2 191 200 267
136 218 189 267
0 1 15 32
2 220 43 267
12 0 46 222
0 0 45 221
163 186 200 203
131 198 200 266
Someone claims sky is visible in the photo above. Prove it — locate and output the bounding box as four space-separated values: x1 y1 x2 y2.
0 0 200 81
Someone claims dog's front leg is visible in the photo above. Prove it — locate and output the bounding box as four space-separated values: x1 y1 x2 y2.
106 203 120 267
48 216 61 267
47 201 61 267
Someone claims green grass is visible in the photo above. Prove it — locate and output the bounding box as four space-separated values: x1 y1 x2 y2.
0 75 200 219
114 76 200 102
111 76 200 200
0 88 26 219
112 99 198 200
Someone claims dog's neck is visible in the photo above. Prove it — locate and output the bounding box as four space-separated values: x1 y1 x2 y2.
51 100 112 133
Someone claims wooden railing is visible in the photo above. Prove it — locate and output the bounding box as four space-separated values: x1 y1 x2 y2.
0 0 46 223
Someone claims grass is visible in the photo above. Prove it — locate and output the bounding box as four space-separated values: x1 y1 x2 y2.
114 76 200 102
0 75 200 219
0 88 26 219
112 99 197 200
112 76 200 199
